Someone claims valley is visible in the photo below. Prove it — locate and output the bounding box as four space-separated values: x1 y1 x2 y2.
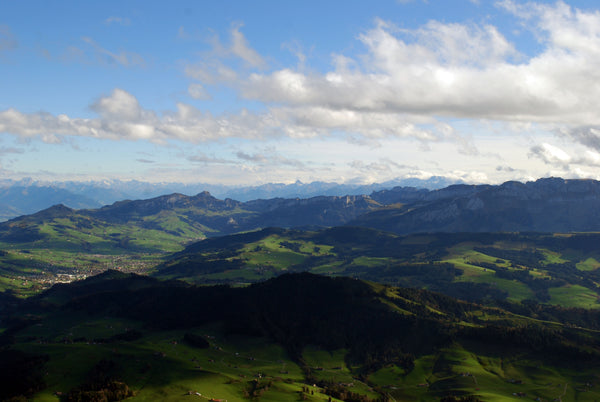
8 0 600 400
3 178 600 400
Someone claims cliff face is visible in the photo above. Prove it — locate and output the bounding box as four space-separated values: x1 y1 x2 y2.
352 178 600 233
243 195 381 228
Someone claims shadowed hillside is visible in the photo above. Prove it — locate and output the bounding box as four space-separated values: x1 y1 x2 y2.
354 178 600 233
3 272 600 401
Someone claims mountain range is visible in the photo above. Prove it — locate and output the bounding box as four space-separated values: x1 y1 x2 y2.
358 177 600 233
4 178 600 400
5 177 600 244
0 176 461 221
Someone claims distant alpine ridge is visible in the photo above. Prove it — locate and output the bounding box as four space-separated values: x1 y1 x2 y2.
4 177 600 236
0 176 460 221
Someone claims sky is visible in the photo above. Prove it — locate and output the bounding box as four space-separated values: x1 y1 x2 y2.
2 0 600 186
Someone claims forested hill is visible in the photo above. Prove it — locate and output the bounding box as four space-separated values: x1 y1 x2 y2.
8 271 600 364
4 272 600 401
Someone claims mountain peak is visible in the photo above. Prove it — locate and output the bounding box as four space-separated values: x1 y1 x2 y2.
35 203 73 216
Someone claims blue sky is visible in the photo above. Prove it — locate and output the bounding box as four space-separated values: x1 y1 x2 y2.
2 0 600 185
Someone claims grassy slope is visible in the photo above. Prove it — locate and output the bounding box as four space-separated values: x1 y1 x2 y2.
157 230 600 309
16 328 326 402
0 209 213 294
370 343 600 402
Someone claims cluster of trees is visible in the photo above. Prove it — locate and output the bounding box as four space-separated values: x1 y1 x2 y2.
159 254 244 277
440 396 482 402
65 359 134 402
473 247 544 267
496 299 600 330
66 380 133 402
182 332 209 348
301 381 386 402
243 378 273 399
0 223 44 243
472 261 565 302
459 323 599 365
319 383 378 402
351 262 461 288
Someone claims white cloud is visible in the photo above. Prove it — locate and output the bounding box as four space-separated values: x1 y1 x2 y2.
238 2 600 137
529 141 600 169
281 40 308 70
349 158 412 173
187 153 233 164
529 143 571 167
81 37 145 67
270 106 438 140
185 61 238 84
0 146 24 155
230 23 266 69
91 89 143 121
184 24 264 85
558 126 600 151
188 83 212 100
0 87 448 145
104 16 131 26
236 151 267 163
0 90 278 143
236 148 306 167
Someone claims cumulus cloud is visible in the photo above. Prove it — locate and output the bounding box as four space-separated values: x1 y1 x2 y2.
239 1 600 134
559 126 600 152
242 19 525 117
529 143 571 167
0 87 445 144
529 142 600 169
0 90 276 142
91 89 143 121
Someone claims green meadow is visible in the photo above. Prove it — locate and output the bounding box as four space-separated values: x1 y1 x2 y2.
155 230 600 310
